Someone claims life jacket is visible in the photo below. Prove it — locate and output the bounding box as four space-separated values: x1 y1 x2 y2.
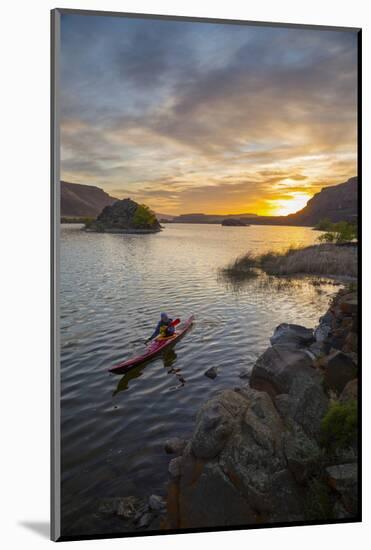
159 320 173 337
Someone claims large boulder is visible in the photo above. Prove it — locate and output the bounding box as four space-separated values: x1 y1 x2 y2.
323 350 357 394
282 422 322 484
270 323 314 348
250 345 328 439
178 460 257 528
172 387 307 527
250 345 313 397
191 390 247 459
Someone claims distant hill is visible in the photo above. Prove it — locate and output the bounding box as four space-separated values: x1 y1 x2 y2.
286 176 357 225
61 181 118 217
155 212 175 221
172 212 258 223
171 177 357 227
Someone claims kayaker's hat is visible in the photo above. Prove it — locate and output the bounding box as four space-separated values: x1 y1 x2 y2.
161 312 168 321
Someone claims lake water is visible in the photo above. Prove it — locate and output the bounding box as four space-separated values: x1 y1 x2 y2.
60 223 340 535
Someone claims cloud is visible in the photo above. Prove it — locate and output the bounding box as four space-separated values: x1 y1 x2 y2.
60 15 358 214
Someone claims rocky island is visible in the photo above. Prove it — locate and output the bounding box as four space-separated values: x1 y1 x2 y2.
221 218 249 227
85 198 161 234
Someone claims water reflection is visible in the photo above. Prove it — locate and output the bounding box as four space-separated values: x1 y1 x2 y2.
112 347 186 395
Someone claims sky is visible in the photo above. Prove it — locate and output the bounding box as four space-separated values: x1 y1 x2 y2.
60 13 358 216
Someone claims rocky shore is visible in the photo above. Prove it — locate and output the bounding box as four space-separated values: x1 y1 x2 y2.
164 287 359 528
92 287 358 535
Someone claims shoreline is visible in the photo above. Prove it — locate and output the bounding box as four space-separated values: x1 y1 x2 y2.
84 227 162 234
163 285 358 528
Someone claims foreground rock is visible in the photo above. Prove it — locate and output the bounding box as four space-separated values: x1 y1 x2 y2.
85 198 161 233
98 494 166 532
205 367 218 379
164 437 187 455
270 323 314 348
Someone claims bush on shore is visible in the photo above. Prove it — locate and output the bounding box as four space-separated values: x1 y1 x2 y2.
320 400 357 452
316 220 357 244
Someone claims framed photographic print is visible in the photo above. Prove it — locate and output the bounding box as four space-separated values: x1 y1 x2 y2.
51 8 361 542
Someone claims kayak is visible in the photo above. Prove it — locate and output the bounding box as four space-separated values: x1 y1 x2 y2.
108 315 194 375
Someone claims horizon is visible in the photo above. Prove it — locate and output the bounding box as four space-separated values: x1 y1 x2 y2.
60 14 357 216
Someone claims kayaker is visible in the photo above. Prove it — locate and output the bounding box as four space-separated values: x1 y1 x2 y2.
147 312 175 342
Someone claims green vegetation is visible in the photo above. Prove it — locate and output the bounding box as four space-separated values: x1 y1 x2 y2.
132 204 157 228
317 221 357 244
222 243 357 280
305 478 334 520
61 216 95 224
321 400 357 452
315 218 333 231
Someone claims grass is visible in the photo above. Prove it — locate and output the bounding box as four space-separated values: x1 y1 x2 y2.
222 244 357 280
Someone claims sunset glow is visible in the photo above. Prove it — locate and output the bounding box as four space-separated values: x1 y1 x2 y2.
60 15 357 215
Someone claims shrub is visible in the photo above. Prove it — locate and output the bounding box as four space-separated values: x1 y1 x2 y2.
318 221 357 244
132 204 157 228
321 400 357 451
315 218 333 231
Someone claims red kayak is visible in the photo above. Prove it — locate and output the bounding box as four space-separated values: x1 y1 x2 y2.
108 315 194 375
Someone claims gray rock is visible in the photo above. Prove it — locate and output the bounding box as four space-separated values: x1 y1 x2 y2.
178 460 257 528
270 323 314 348
314 324 331 343
326 463 358 515
324 350 357 394
205 367 218 379
251 342 328 440
319 311 335 327
98 497 122 515
306 341 326 360
136 512 153 529
117 496 147 520
274 393 292 419
287 369 329 440
191 390 247 458
148 494 166 512
283 423 322 483
168 456 183 479
172 386 313 527
250 345 314 398
164 437 187 455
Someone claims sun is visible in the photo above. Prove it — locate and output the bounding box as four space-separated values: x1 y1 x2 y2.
268 192 312 216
